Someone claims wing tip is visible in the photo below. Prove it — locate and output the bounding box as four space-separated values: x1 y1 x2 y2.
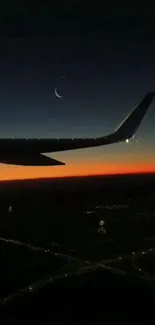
145 92 155 100
112 92 155 142
147 92 155 95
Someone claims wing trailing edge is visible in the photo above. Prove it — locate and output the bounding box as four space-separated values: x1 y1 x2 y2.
0 153 65 166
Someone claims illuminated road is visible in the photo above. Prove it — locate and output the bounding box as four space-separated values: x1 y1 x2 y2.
0 236 155 305
131 250 154 279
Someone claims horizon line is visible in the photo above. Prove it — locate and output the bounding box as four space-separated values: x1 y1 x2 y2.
0 171 155 183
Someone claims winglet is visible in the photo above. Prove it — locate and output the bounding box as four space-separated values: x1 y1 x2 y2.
114 93 155 140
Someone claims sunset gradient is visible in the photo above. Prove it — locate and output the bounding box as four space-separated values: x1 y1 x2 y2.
1 162 155 181
0 143 154 180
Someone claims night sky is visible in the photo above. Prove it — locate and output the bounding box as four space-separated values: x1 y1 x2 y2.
0 2 155 180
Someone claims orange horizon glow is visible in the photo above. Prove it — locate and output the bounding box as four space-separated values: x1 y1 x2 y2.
0 162 155 181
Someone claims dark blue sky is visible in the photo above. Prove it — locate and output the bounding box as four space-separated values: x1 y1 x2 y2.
0 3 154 137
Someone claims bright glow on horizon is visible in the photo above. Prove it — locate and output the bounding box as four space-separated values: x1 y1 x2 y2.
0 161 155 181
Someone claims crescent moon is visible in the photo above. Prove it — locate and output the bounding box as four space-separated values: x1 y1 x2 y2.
55 88 63 99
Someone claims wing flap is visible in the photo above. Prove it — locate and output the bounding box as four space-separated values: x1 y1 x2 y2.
0 153 65 166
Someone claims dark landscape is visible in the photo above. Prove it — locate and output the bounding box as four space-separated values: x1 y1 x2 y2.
0 173 155 322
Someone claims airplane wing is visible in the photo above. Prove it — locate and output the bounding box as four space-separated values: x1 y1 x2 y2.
0 153 65 166
0 92 154 166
